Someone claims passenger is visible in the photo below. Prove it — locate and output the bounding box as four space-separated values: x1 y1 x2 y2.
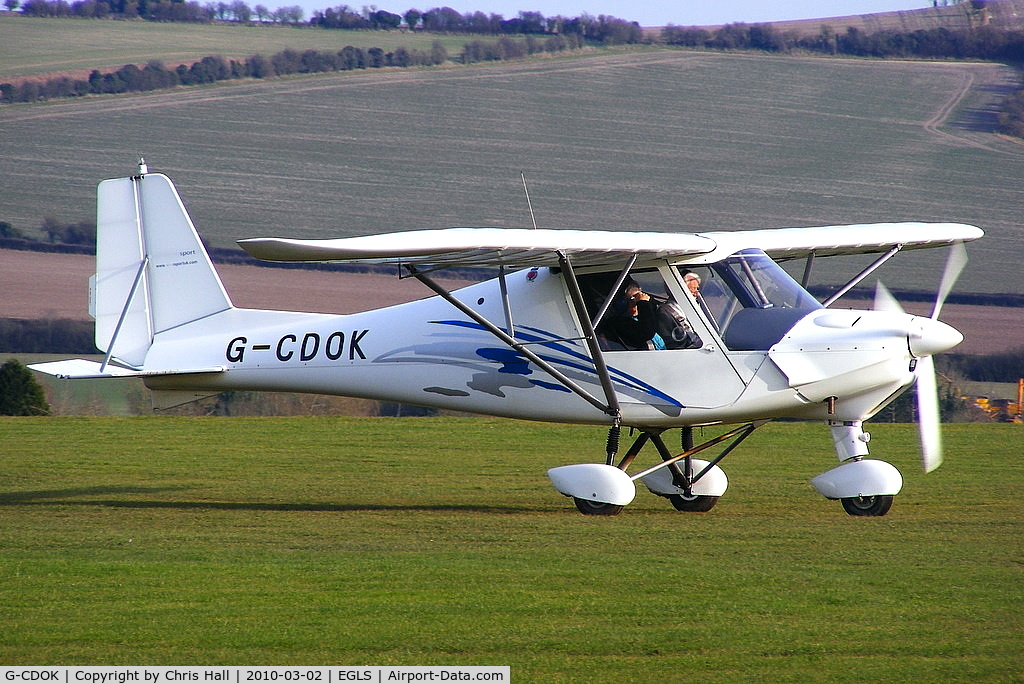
683 270 718 332
683 272 701 297
600 281 666 350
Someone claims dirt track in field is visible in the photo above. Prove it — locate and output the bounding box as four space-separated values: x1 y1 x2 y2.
3 249 1018 356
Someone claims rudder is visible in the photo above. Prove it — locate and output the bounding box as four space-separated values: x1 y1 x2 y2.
94 161 232 368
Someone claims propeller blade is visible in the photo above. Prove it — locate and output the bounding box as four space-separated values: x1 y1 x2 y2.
873 280 904 313
916 355 943 473
931 241 967 320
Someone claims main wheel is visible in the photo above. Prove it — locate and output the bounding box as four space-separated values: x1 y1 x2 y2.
573 497 624 516
841 494 894 517
668 494 718 512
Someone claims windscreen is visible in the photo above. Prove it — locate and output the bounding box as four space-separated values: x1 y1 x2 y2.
679 250 821 350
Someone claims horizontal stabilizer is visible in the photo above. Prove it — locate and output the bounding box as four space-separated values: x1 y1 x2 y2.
29 359 225 380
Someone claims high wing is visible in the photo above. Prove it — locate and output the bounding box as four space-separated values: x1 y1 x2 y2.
698 222 984 262
239 227 717 268
238 223 983 267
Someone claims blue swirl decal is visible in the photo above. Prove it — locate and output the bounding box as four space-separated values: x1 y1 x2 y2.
431 320 682 407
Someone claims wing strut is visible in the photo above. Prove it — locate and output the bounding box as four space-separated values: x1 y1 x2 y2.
590 253 637 330
821 244 902 307
406 265 617 418
800 252 815 289
556 252 621 419
497 264 515 336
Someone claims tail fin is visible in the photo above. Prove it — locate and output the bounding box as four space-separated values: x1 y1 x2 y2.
94 161 232 368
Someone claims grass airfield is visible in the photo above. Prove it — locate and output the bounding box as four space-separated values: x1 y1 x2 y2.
1 416 1020 680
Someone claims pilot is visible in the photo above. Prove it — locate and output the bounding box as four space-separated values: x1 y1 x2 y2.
600 281 666 350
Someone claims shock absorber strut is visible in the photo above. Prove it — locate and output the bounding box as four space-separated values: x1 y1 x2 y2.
605 418 621 466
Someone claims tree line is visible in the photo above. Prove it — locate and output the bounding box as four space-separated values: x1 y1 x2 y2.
311 6 641 43
8 0 642 42
662 22 1024 60
12 0 300 22
0 318 94 354
3 314 1016 421
1 44 446 103
461 33 582 63
3 221 1020 417
996 87 1024 138
1 218 96 245
3 307 1021 388
948 349 1024 383
1 34 608 104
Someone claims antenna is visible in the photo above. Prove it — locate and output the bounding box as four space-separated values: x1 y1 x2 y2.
521 171 538 230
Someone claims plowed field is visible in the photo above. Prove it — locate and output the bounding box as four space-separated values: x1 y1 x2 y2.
3 248 1017 356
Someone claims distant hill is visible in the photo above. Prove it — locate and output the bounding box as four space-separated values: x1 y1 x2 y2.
766 0 1024 36
651 0 1024 36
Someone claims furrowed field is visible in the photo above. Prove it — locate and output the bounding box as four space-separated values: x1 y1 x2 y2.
0 417 1021 680
0 16 471 79
2 33 1023 295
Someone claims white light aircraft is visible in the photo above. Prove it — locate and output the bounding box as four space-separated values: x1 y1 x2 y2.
31 161 984 516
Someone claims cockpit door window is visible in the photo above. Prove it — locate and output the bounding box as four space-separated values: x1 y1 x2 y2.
578 269 703 352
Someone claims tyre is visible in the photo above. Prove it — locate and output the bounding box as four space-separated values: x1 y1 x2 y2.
573 497 624 516
668 494 718 512
840 494 894 517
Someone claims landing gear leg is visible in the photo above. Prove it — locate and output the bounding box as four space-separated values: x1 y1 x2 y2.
658 428 719 512
812 421 903 517
571 421 639 517
554 423 758 516
637 423 759 512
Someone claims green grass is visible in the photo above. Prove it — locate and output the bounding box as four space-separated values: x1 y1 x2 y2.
1 417 1021 679
0 16 476 78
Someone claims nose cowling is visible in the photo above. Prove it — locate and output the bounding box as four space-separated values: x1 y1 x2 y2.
908 316 963 358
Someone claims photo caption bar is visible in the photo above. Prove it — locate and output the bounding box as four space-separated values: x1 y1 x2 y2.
1 667 509 684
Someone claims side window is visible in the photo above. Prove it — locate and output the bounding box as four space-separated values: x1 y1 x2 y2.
577 269 703 351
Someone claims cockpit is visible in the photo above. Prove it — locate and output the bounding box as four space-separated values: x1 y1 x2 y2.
577 249 821 353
